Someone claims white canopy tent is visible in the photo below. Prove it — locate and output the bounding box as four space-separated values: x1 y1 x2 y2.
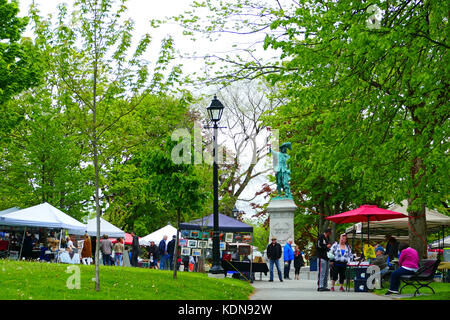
430 236 450 249
346 200 450 237
140 225 178 246
0 202 85 232
85 217 125 238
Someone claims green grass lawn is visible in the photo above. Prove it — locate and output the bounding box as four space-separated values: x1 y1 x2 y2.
0 260 253 300
373 281 450 300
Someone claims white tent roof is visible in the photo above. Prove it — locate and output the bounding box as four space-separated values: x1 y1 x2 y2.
0 207 20 216
86 217 125 238
429 236 450 249
0 202 85 231
141 225 178 246
346 200 450 236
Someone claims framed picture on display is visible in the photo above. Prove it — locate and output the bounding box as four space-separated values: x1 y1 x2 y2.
225 233 233 243
181 230 190 238
226 243 238 252
179 239 187 247
198 240 208 248
238 244 251 255
187 240 197 248
207 239 213 248
192 248 202 256
190 230 200 239
219 242 226 250
242 235 252 243
201 232 209 240
181 248 191 256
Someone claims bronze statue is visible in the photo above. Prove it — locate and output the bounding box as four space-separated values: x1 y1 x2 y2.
270 142 292 198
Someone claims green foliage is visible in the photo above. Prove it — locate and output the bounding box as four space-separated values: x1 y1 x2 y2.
141 137 208 223
0 0 44 136
0 87 93 219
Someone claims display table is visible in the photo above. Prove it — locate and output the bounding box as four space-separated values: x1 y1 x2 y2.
345 261 374 292
221 261 269 282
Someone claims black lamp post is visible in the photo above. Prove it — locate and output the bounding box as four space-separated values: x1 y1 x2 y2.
207 95 225 274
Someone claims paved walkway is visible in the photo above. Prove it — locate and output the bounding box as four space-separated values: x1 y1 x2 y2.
250 269 396 300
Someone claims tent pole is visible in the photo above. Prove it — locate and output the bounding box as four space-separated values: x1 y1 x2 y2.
19 226 27 260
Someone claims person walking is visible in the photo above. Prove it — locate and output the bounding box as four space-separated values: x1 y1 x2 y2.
317 228 332 291
114 237 124 266
385 242 419 295
329 234 353 292
266 237 283 282
147 240 159 269
159 235 169 270
130 231 140 267
81 233 92 265
283 239 294 280
167 235 176 270
293 245 305 280
100 234 113 266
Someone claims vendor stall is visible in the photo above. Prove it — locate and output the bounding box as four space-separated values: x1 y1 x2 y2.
179 213 261 281
0 202 86 261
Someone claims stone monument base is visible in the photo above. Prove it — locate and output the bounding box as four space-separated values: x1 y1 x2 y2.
267 197 296 246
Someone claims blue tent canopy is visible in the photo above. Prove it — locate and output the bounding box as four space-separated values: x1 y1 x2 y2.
179 213 253 232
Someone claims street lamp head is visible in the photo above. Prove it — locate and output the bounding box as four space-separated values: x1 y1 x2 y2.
232 206 239 218
207 95 224 122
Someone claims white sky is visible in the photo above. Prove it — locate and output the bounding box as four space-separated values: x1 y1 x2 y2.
18 0 275 220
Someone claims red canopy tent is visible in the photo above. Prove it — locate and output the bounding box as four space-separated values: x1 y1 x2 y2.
108 233 137 245
326 205 407 243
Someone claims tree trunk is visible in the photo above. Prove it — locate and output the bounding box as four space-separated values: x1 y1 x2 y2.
407 156 428 259
407 198 427 259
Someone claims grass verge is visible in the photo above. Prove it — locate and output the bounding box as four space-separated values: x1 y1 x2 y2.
0 260 253 300
373 281 450 300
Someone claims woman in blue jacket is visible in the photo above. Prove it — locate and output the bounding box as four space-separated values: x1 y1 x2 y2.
283 239 295 279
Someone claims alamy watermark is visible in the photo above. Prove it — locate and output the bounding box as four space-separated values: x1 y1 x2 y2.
366 4 382 30
170 122 280 166
66 265 81 289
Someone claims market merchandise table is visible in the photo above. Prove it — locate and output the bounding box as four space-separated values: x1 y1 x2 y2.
221 261 269 281
345 261 374 292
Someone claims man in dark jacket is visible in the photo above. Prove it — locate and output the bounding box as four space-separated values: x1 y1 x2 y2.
167 235 176 270
266 237 283 282
316 228 332 291
130 231 140 267
147 240 159 269
159 235 169 270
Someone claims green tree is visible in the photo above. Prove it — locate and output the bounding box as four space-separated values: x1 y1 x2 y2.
0 0 43 138
30 0 183 290
141 137 208 279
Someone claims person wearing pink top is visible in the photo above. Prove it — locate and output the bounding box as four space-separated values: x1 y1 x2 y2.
385 242 419 295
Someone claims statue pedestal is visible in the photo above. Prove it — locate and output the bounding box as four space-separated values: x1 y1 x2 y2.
268 197 296 246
